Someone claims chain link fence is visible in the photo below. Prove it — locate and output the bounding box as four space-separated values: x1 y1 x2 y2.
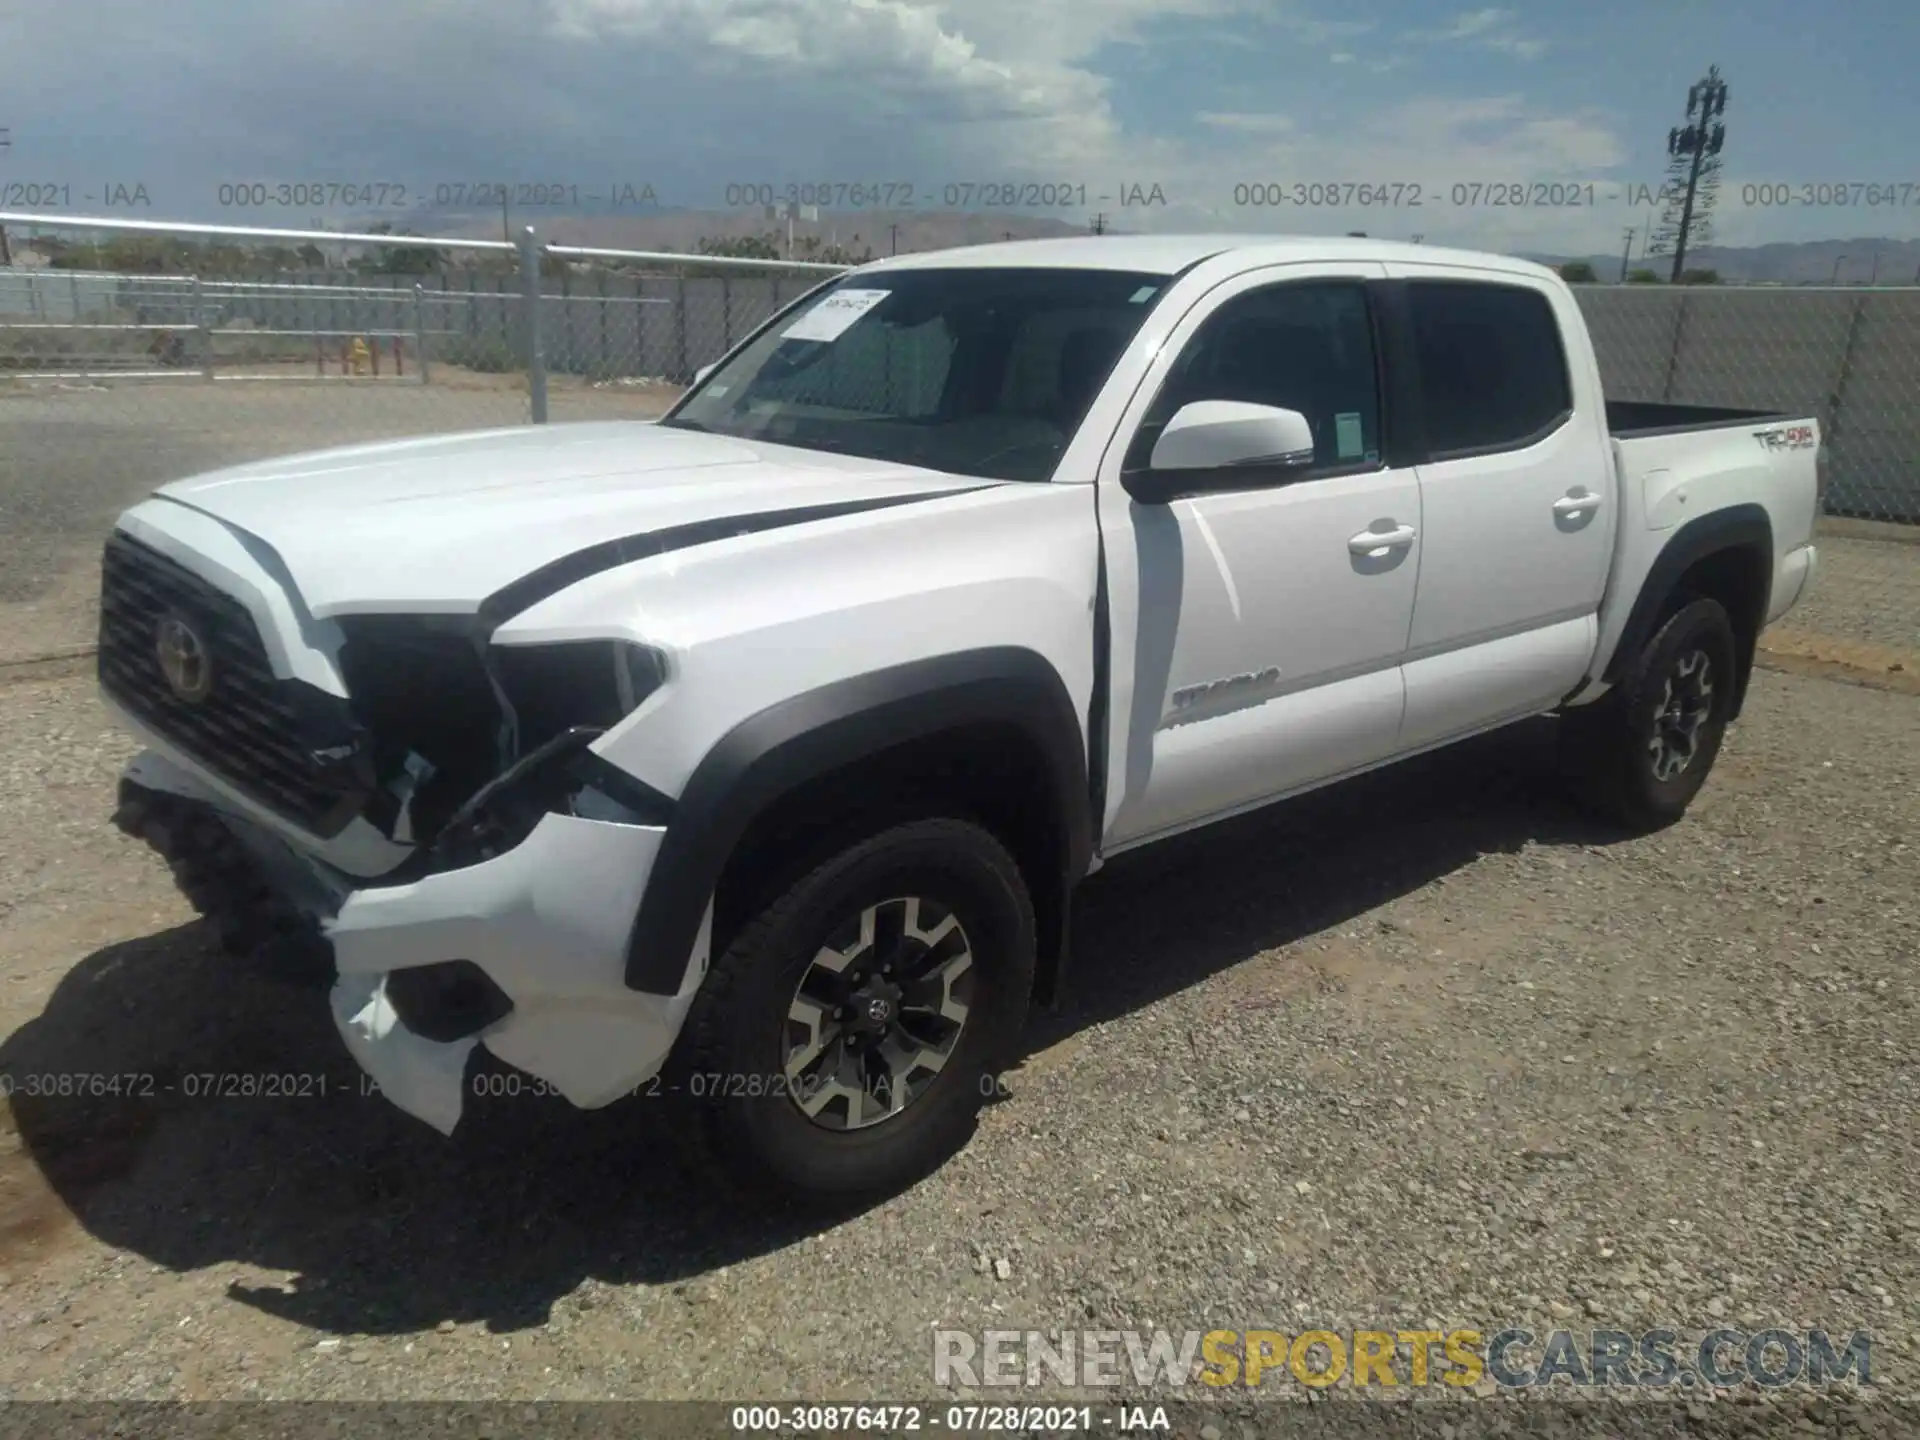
1571 284 1920 671
1573 284 1920 524
1 211 1914 670
0 214 841 661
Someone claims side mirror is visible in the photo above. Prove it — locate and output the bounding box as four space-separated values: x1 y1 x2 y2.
1124 401 1317 503
693 361 718 385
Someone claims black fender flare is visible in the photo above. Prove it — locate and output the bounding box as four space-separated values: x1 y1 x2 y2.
1601 502 1773 714
624 647 1094 994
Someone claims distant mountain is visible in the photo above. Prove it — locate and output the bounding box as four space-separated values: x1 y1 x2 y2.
1523 237 1920 285
232 204 1920 282
396 206 1089 258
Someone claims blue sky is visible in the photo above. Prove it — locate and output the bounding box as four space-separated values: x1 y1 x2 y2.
3 0 1917 254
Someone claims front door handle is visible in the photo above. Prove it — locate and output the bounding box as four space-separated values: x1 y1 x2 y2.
1554 492 1604 517
1349 524 1417 556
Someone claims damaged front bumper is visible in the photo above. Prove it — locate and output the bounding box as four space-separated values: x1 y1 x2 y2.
328 806 709 1134
120 746 710 1137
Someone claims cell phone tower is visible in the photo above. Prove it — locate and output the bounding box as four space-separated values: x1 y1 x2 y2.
1648 65 1729 282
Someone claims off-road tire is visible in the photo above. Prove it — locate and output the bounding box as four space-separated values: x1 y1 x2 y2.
1561 595 1739 832
668 817 1035 1211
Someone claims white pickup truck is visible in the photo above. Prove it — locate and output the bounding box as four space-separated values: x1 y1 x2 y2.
101 236 1822 1205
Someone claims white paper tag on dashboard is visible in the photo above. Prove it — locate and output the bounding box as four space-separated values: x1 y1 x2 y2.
781 288 890 342
1335 411 1364 458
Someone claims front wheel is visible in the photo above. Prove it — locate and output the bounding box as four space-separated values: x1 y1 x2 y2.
1562 595 1739 832
669 817 1035 1209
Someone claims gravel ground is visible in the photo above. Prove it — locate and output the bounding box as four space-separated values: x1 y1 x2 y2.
1 661 1915 1420
1788 532 1920 657
2 375 1916 1429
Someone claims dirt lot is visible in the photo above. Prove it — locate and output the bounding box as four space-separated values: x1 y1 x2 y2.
1 375 1918 1421
0 664 1915 1408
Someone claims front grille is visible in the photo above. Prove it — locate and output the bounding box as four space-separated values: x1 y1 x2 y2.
98 532 368 835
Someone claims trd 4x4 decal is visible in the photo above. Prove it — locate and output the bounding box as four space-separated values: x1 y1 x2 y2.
1753 423 1816 451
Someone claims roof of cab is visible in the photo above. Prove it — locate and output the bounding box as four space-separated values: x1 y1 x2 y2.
857 233 1557 283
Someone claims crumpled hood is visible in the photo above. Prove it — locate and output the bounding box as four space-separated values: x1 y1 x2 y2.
150 420 988 619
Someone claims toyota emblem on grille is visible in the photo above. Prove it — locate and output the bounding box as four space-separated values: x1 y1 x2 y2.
155 614 214 703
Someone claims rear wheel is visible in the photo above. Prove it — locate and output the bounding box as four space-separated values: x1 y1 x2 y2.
1562 596 1738 832
670 817 1034 1209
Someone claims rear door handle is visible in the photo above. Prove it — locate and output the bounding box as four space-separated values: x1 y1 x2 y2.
1349 524 1417 556
1554 492 1603 516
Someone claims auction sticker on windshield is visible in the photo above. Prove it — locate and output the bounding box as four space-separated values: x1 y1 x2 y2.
782 288 890 342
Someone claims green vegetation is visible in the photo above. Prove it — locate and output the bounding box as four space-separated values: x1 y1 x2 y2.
434 336 518 373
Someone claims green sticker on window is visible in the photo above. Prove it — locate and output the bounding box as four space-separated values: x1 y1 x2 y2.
1335 412 1364 459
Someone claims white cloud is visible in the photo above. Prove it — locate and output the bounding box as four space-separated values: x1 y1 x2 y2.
542 0 1262 172
1264 15 1378 46
1487 35 1549 60
1162 93 1633 251
0 0 1646 250
1410 7 1548 61
1197 112 1296 133
1441 7 1509 40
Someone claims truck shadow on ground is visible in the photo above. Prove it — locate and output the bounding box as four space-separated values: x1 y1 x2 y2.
1 716 1626 1337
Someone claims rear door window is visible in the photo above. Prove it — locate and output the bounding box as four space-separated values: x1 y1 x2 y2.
1405 281 1572 458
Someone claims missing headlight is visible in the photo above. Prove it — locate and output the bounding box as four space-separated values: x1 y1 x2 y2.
492 640 668 753
334 615 506 844
429 726 674 869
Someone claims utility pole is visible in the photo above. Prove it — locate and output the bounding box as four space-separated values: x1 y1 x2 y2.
1089 213 1108 235
1651 65 1729 282
889 223 898 256
0 126 11 264
1619 227 1636 283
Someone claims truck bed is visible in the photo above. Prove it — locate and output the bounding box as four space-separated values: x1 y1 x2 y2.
1606 399 1785 438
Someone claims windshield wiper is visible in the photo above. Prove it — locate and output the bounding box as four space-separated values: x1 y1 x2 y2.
660 418 711 433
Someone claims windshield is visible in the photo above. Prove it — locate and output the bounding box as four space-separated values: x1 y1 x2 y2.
662 267 1169 482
